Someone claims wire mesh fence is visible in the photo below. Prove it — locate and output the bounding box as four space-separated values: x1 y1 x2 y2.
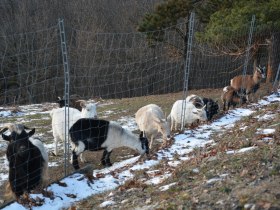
0 14 280 200
1 18 279 106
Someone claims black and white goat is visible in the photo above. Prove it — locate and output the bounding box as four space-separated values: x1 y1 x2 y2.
50 100 98 160
69 118 149 170
0 124 48 198
186 94 219 121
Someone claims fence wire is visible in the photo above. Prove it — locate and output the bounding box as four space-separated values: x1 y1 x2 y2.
0 15 279 196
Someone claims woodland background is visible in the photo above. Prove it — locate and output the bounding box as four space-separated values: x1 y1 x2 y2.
0 0 279 105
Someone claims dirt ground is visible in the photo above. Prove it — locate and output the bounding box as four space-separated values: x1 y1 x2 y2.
0 84 276 209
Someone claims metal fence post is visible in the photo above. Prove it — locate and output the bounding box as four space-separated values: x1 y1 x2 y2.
181 12 195 131
241 15 256 97
58 18 70 176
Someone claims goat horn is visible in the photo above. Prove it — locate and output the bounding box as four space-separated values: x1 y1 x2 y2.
76 100 86 103
23 126 31 130
0 123 26 134
0 127 8 134
0 123 15 133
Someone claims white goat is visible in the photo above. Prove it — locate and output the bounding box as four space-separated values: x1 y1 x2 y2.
135 104 171 149
50 100 98 162
168 100 207 131
186 94 219 121
186 94 204 108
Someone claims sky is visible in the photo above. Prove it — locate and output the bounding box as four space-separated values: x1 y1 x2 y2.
0 90 279 210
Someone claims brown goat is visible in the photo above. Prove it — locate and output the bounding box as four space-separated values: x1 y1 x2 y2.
221 86 247 111
230 65 266 102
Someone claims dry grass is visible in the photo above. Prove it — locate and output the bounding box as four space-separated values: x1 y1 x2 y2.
71 89 280 210
0 84 278 209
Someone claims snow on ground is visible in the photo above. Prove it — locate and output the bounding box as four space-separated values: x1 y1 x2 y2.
256 128 275 135
159 182 177 191
0 91 279 209
206 174 229 184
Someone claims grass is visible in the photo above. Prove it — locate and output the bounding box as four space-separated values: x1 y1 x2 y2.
0 85 279 209
71 96 280 210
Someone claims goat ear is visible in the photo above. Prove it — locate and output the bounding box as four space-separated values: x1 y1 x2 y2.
23 126 31 130
28 128 35 137
149 114 157 122
192 111 198 115
153 117 160 123
1 133 11 141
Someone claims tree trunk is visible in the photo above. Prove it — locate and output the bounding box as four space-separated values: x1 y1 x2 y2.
266 37 273 83
271 32 280 83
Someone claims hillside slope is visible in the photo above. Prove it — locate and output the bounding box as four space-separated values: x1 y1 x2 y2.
1 90 279 210
72 94 280 210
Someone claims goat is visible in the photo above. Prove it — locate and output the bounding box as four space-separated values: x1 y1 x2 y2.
186 94 204 108
168 100 207 131
186 94 219 120
69 118 149 170
230 65 266 101
202 97 219 120
50 100 98 162
135 104 171 149
56 94 83 111
221 86 247 111
0 124 48 199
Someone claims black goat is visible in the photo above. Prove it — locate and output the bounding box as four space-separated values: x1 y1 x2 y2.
202 97 219 120
56 94 83 111
0 124 48 198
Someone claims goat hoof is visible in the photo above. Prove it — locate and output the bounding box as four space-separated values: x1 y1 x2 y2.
101 161 112 167
73 165 80 170
105 163 112 167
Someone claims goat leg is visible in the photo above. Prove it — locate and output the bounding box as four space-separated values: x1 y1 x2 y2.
72 151 80 170
101 150 112 167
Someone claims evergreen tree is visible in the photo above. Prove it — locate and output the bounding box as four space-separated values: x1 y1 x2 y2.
138 0 280 81
137 0 193 56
